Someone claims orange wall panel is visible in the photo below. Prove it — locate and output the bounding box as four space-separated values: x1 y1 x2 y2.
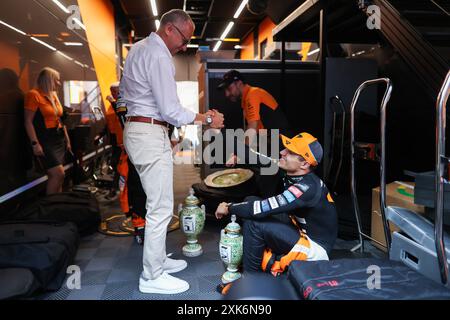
240 32 254 60
0 42 20 74
240 17 276 60
77 0 118 115
258 17 276 58
240 17 309 61
19 62 30 93
0 42 30 92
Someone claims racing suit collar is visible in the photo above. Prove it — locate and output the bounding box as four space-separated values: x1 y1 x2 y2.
283 172 312 185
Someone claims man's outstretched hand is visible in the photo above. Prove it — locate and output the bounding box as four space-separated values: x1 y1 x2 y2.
208 109 224 129
215 202 230 219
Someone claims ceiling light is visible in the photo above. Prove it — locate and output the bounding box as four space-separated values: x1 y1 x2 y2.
220 22 234 40
57 51 73 61
52 0 70 14
307 48 320 56
73 18 86 31
30 34 49 37
234 45 243 50
213 41 222 52
64 42 83 46
31 37 57 51
150 0 158 17
155 19 160 30
224 38 240 42
205 37 240 42
233 0 249 19
187 44 199 48
351 50 366 57
131 30 135 38
0 19 27 36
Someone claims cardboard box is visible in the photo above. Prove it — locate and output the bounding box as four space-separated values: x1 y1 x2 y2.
371 181 425 251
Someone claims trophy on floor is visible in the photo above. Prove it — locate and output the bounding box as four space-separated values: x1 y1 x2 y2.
219 214 243 284
178 188 205 257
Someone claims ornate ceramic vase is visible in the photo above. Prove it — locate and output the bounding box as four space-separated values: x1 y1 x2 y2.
219 214 243 284
178 188 205 257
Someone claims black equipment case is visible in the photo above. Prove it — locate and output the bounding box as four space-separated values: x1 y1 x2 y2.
0 221 79 294
288 258 450 300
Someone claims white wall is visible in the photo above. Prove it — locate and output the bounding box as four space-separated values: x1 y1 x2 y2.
173 53 201 82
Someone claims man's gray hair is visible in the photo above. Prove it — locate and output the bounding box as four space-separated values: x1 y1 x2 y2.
160 9 194 27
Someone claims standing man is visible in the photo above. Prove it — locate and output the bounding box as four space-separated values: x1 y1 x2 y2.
121 9 224 294
218 69 292 146
80 91 92 124
104 83 123 200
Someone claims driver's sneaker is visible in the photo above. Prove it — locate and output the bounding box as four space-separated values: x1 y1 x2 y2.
163 258 187 274
139 272 189 294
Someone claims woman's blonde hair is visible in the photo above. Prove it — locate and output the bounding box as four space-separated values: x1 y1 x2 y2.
36 67 60 96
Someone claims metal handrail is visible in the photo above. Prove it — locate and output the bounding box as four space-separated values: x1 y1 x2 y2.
350 78 393 252
327 95 346 193
435 70 450 285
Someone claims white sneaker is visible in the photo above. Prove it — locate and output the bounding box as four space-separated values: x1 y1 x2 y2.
163 258 187 274
139 272 189 294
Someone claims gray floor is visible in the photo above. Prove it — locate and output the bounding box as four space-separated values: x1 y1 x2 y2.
37 224 225 300
35 223 386 300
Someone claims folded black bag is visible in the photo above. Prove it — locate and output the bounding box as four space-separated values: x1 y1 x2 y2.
0 221 79 293
288 258 450 300
10 191 101 236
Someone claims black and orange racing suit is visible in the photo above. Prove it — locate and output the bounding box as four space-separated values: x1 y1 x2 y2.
228 171 338 275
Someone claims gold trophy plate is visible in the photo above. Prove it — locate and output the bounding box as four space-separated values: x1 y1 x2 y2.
204 169 254 188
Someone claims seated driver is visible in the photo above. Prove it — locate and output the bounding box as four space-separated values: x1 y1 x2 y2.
215 132 338 292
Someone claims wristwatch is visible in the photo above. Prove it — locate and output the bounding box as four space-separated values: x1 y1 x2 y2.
206 115 213 125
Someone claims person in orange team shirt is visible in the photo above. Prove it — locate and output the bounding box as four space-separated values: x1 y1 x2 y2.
24 67 72 195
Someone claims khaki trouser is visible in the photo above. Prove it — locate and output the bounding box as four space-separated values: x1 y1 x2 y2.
124 121 173 280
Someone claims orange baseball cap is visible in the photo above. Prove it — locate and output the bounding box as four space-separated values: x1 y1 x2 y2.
280 132 323 166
